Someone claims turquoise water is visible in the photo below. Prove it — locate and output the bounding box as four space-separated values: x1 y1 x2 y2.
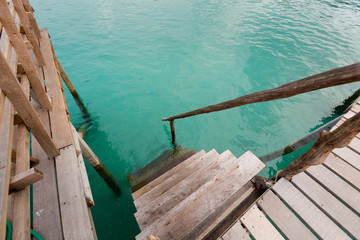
32 0 360 239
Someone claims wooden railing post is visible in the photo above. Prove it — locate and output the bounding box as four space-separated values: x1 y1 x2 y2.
170 120 176 147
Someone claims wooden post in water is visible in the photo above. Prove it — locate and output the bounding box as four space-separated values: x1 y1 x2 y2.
72 124 121 195
170 120 176 147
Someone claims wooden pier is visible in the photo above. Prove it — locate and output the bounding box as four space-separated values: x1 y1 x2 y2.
0 0 107 238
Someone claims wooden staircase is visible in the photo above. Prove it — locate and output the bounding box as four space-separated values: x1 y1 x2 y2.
129 148 265 240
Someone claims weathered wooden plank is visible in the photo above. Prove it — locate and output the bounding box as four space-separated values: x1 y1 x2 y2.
222 221 250 240
163 62 360 121
135 150 238 230
293 172 360 238
324 153 360 190
136 151 265 240
0 52 59 158
70 124 94 207
20 0 33 12
333 146 360 171
257 190 316 240
12 75 31 240
240 205 284 240
39 29 73 149
0 0 52 110
9 168 42 192
0 98 14 239
55 145 96 240
26 12 40 39
132 150 206 201
347 136 360 154
12 0 45 66
306 164 360 215
31 97 63 240
272 178 350 240
343 110 356 119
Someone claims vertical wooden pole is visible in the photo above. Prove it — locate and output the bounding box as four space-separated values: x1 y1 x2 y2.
12 75 31 240
170 120 176 147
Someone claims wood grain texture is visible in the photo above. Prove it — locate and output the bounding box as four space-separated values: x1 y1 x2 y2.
306 164 360 215
332 146 360 171
257 190 316 240
9 168 43 192
240 205 284 240
0 0 51 110
272 178 350 240
26 12 40 39
222 221 250 240
163 62 360 121
324 153 360 190
136 151 265 240
292 172 360 239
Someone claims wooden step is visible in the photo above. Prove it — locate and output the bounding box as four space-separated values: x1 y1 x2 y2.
132 150 206 201
136 151 265 240
135 150 236 229
134 149 219 211
128 145 185 192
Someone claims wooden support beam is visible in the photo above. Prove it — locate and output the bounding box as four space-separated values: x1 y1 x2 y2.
163 62 360 121
0 0 52 110
0 52 59 158
12 74 31 239
12 0 45 66
11 149 39 167
76 130 121 195
20 0 33 12
278 111 360 179
23 40 32 50
26 12 40 39
9 168 43 193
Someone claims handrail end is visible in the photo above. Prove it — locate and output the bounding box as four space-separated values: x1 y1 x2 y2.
162 118 170 121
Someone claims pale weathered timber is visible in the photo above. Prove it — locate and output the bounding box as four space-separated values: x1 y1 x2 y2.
76 129 121 195
221 221 250 240
70 123 94 207
306 164 360 215
240 205 284 240
26 12 40 39
0 52 59 158
257 190 316 240
332 147 360 171
278 111 360 179
56 58 90 120
136 152 265 240
12 74 31 240
39 29 74 149
0 0 52 110
12 0 45 66
163 62 360 121
11 148 39 167
9 168 43 192
272 178 350 240
292 172 360 238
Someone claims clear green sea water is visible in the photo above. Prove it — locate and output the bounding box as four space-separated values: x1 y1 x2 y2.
31 0 360 239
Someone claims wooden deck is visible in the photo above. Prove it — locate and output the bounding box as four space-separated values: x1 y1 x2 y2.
0 0 97 239
219 100 360 240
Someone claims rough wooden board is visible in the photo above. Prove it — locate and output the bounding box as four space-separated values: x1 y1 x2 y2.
134 149 219 212
306 164 360 215
347 136 360 154
55 146 95 240
20 0 33 12
222 221 250 240
272 178 350 240
26 12 41 39
257 190 316 240
0 98 14 239
351 103 360 113
132 150 206 201
9 168 42 191
292 172 360 238
39 29 73 149
324 153 360 190
343 110 356 119
332 146 360 171
134 149 217 210
135 150 228 229
0 0 51 110
136 151 265 240
240 205 284 240
31 97 63 240
187 182 254 240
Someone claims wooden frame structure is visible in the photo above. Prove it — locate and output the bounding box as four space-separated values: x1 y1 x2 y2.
0 0 98 239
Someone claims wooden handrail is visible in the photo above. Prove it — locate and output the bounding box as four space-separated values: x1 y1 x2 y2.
162 62 360 121
277 110 360 179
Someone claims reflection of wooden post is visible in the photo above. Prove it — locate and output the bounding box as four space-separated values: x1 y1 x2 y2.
73 124 121 195
278 111 360 180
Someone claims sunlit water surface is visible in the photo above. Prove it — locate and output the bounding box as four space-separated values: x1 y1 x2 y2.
31 0 360 238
